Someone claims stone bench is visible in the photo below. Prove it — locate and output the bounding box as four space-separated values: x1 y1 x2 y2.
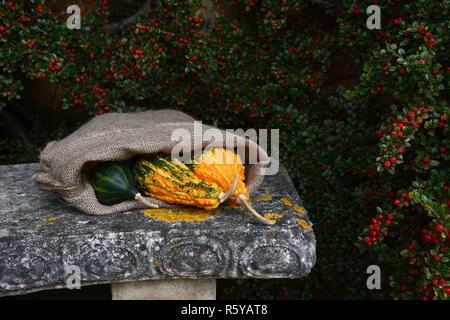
0 163 316 299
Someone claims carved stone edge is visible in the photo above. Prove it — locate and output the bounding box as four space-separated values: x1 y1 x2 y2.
0 225 315 297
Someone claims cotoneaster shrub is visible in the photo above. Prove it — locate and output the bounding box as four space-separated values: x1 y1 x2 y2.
0 0 448 299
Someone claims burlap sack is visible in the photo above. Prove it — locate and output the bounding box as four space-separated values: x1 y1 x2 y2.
32 109 270 215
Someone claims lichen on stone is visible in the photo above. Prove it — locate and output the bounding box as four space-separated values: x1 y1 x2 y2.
144 208 217 222
297 218 313 230
280 197 292 206
42 217 60 223
280 197 305 214
264 213 283 219
258 192 274 201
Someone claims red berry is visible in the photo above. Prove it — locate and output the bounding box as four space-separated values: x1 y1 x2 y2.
434 255 441 262
384 161 391 168
435 224 444 233
422 156 430 164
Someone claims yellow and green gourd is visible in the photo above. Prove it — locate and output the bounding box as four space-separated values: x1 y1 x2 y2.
133 153 233 211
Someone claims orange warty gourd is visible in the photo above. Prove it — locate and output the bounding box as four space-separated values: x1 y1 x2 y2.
192 148 276 225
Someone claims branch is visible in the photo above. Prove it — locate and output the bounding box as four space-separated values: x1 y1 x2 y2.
105 0 151 33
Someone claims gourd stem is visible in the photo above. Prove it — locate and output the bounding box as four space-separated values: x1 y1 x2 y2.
218 172 239 203
237 194 276 225
135 193 159 208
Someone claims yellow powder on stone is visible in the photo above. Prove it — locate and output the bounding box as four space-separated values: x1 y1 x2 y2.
154 260 160 267
297 218 313 231
258 192 274 201
264 213 283 220
43 217 60 223
144 208 217 222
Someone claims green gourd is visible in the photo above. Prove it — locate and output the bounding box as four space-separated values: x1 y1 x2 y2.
88 161 157 208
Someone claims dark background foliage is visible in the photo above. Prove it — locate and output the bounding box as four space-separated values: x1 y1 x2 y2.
0 0 448 299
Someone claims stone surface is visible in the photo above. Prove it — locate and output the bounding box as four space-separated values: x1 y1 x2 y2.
0 163 316 297
111 279 216 300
